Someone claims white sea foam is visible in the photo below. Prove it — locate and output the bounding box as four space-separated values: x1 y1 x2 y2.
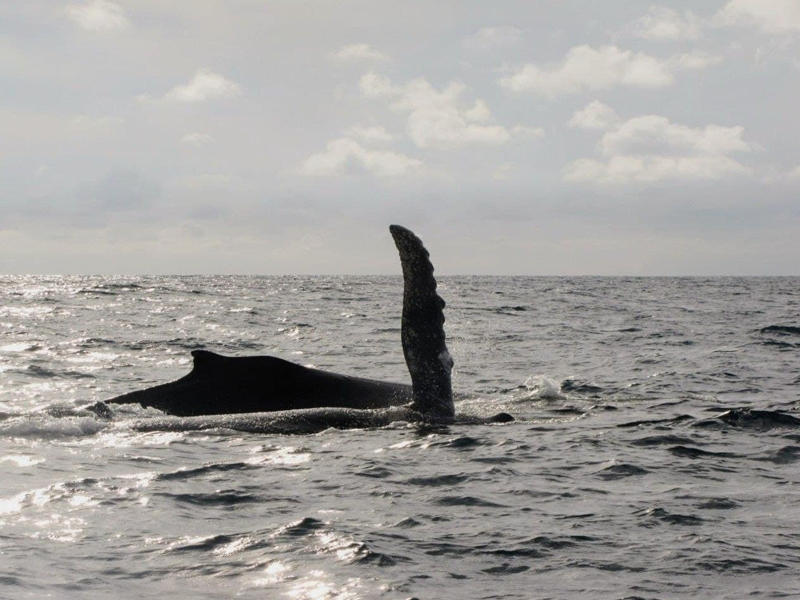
0 414 109 439
0 455 45 467
519 375 568 401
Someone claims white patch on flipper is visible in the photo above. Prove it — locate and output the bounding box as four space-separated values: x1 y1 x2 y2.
438 350 454 372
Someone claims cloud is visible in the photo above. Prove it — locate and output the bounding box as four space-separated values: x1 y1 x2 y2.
360 73 533 148
393 80 511 147
344 124 395 143
564 109 753 184
632 6 702 40
358 72 399 98
181 132 215 145
568 101 621 130
465 26 523 48
171 173 233 189
715 0 800 34
668 50 723 70
66 0 129 32
599 118 751 157
141 69 242 103
299 137 422 177
767 164 800 183
78 169 161 211
500 45 721 97
493 164 513 180
464 99 492 122
511 125 546 139
330 43 389 62
70 114 124 133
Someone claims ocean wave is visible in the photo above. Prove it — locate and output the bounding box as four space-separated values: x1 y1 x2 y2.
714 408 800 431
695 498 740 510
433 495 506 507
594 463 649 480
406 474 470 487
758 325 800 336
759 445 800 464
274 517 325 537
667 445 741 459
10 365 96 380
0 412 109 439
638 507 705 526
759 339 800 349
155 462 263 482
155 490 261 507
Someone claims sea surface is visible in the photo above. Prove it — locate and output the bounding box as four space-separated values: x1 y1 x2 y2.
1 275 799 599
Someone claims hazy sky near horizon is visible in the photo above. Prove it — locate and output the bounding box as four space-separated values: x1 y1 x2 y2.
2 0 799 275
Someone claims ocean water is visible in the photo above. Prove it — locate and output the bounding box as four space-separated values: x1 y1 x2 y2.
1 275 799 599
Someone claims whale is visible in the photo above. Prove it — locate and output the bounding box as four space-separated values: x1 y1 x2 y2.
107 352 414 416
109 225 509 433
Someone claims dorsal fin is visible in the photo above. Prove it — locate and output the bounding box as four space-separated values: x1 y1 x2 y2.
191 350 226 372
389 225 454 421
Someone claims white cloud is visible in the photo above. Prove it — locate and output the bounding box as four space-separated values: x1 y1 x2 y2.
181 132 215 145
771 164 800 182
172 173 233 189
565 154 751 184
465 26 523 48
564 110 753 184
632 6 702 40
360 73 532 148
358 72 399 98
166 70 242 102
66 0 129 32
762 163 800 183
493 163 517 180
141 69 242 103
344 124 395 143
511 125 546 139
330 43 389 62
299 137 422 177
715 0 800 34
569 101 621 130
395 80 511 147
599 117 751 156
500 45 721 97
79 169 161 211
464 99 492 122
669 50 723 70
70 114 124 133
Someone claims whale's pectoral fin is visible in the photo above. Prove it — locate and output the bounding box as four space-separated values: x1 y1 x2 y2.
190 350 227 373
390 225 454 422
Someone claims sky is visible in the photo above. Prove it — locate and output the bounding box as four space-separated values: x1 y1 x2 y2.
2 0 799 275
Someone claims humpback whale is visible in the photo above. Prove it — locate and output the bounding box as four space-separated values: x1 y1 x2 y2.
107 352 413 416
110 225 508 433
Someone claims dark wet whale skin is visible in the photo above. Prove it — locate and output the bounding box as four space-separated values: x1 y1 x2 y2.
107 350 413 416
391 224 454 421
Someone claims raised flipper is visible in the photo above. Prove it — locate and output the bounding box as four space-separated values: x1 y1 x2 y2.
390 225 454 422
